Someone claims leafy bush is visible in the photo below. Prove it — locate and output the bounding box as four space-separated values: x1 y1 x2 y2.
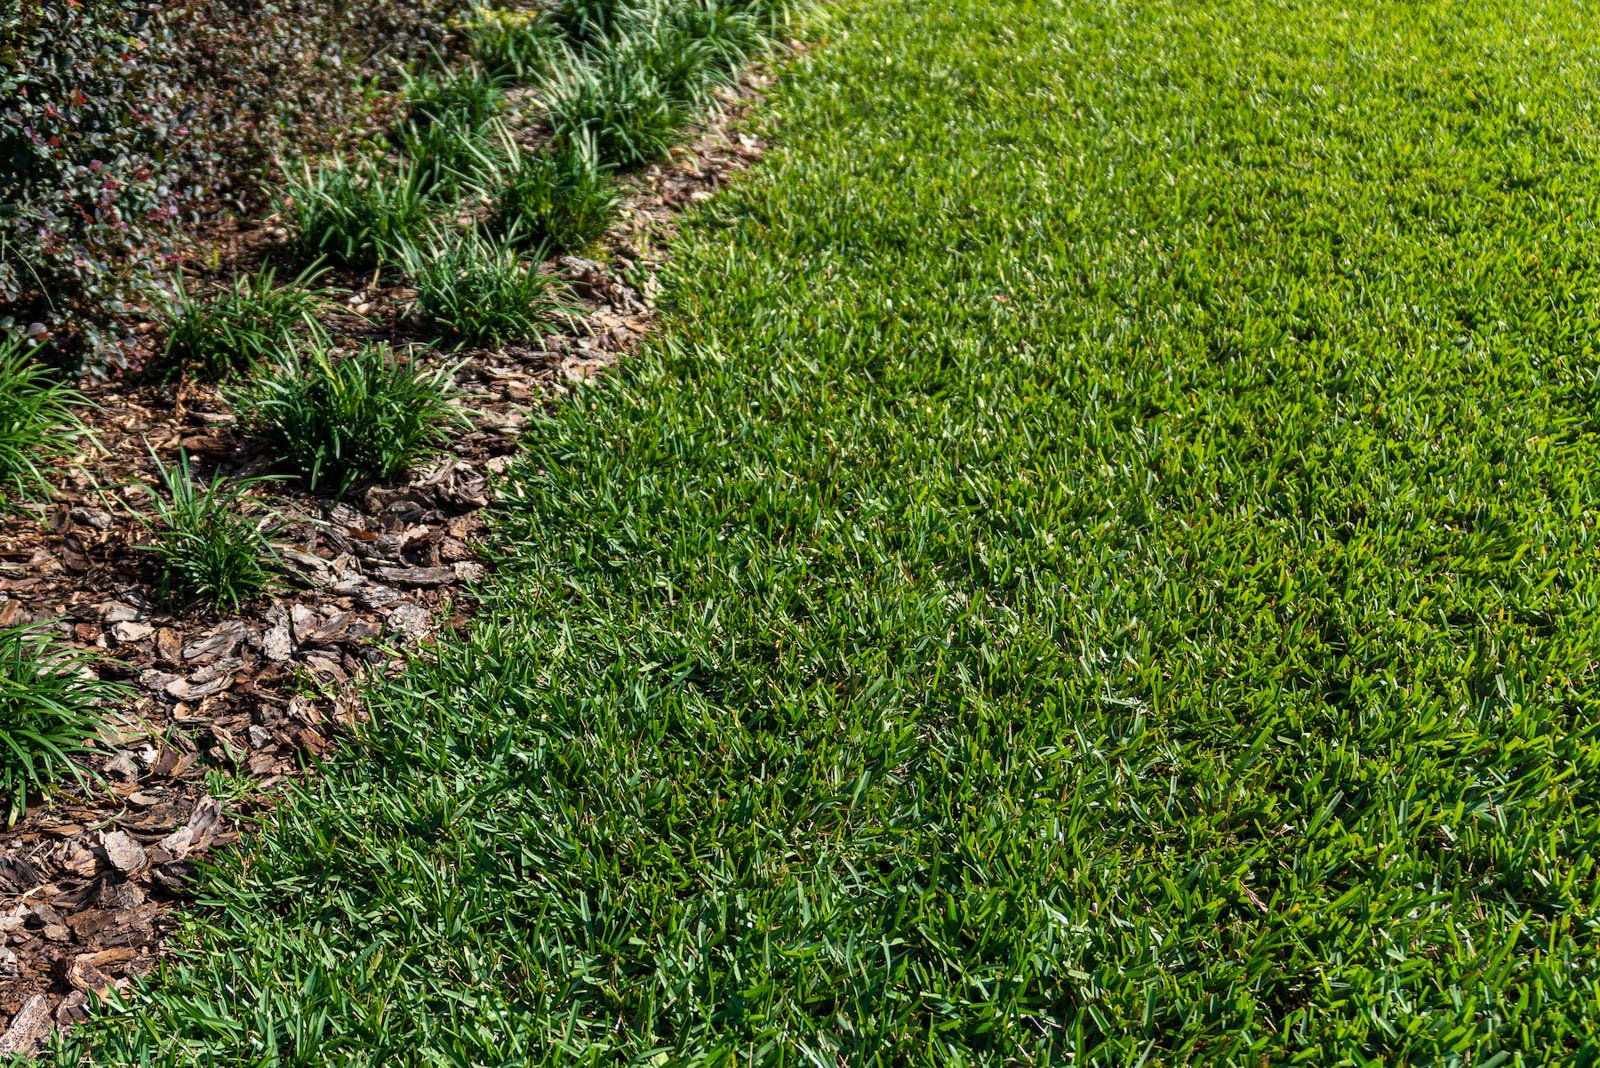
229 343 465 493
0 339 89 512
287 157 437 269
138 450 280 609
397 230 576 345
0 0 474 374
488 131 621 252
164 264 329 381
0 625 124 825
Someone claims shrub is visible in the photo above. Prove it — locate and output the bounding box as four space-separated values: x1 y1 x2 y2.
0 339 89 512
138 450 280 609
540 49 690 168
397 230 576 345
488 130 621 252
287 156 437 269
462 6 565 82
163 264 329 381
0 0 473 374
0 625 125 825
229 343 466 493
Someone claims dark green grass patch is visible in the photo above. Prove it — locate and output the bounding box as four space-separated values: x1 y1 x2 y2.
57 0 1600 1064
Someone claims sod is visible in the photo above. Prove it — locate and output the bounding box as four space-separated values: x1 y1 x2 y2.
62 0 1600 1062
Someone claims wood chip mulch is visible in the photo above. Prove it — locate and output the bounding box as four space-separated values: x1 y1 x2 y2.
0 64 783 1056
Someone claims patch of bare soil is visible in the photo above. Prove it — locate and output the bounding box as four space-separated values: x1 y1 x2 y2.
0 63 782 1054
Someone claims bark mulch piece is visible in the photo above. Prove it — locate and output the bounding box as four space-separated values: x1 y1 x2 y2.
0 63 783 1053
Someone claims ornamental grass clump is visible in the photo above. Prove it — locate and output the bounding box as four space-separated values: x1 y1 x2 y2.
462 5 565 82
163 264 329 381
403 63 503 129
229 343 465 493
397 229 576 346
488 130 621 253
287 156 436 269
0 625 125 825
539 47 691 168
138 450 281 610
0 339 89 513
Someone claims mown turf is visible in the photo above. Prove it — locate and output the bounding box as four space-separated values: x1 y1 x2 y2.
61 0 1600 1063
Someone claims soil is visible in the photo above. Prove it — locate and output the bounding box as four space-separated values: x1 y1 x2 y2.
0 62 784 1056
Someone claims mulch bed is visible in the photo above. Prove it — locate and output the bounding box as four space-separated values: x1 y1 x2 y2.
0 66 780 1057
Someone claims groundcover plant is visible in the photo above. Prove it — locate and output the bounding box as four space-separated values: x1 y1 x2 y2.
52 0 1600 1063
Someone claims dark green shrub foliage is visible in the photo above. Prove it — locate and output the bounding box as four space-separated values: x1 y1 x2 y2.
489 131 621 252
230 344 466 493
0 0 470 373
0 339 89 512
164 264 329 381
139 450 280 610
0 625 124 825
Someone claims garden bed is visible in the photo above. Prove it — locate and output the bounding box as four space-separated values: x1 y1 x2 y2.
0 28 791 1051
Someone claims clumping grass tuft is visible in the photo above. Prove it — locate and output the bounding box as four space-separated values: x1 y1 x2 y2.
397 114 501 195
138 449 280 610
403 63 503 128
539 47 690 168
0 339 88 513
397 229 576 346
0 625 124 825
462 5 564 82
286 156 436 269
163 264 328 381
229 343 465 493
488 130 621 252
552 0 646 44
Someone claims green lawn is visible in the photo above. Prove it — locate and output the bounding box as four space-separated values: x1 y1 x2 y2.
65 0 1600 1063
